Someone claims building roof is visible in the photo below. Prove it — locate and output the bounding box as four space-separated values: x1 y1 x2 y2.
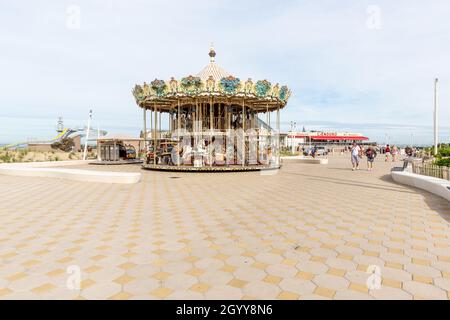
288 133 369 141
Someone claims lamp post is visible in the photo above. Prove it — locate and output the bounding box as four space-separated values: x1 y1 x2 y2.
97 123 100 161
434 78 439 155
83 109 92 161
290 121 296 154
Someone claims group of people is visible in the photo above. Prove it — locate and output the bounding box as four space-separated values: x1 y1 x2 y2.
382 144 399 162
350 142 378 171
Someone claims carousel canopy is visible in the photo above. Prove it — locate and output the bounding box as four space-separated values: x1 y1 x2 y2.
132 46 291 112
196 47 231 81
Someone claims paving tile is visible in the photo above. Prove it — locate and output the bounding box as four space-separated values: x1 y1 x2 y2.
243 281 281 299
403 281 447 300
279 278 316 295
204 285 243 300
1 156 449 300
370 287 412 300
81 282 122 300
234 266 266 282
313 274 349 291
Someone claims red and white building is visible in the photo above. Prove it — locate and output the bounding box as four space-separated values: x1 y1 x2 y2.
284 131 370 148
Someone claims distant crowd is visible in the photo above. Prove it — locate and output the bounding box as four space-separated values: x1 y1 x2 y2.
299 143 418 172
349 143 417 171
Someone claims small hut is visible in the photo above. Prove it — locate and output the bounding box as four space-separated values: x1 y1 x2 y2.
95 134 143 164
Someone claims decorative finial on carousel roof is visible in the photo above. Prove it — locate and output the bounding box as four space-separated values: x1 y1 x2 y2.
209 43 216 63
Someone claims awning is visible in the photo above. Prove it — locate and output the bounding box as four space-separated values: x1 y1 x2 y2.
310 136 369 141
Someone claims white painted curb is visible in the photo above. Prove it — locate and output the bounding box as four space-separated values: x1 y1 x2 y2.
391 170 450 202
281 156 328 165
0 160 141 184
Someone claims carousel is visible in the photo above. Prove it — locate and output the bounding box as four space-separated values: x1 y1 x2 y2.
132 47 291 172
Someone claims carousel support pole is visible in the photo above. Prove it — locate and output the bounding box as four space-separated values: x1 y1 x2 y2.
158 109 161 139
154 104 157 165
210 97 213 131
268 105 271 156
218 104 221 130
276 106 280 165
194 99 198 156
149 108 153 140
210 97 213 167
242 99 245 167
143 107 147 156
177 100 181 166
256 111 260 164
226 102 230 167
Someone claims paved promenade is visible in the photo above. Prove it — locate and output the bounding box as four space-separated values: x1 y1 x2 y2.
0 155 449 299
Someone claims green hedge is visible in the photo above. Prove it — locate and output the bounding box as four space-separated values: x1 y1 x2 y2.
438 147 450 157
434 158 450 167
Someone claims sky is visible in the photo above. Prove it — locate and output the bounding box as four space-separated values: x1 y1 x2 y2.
1 0 450 144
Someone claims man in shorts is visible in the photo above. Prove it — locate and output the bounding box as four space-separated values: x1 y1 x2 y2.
351 142 361 171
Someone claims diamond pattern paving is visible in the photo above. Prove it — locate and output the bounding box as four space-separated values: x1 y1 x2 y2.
0 155 449 299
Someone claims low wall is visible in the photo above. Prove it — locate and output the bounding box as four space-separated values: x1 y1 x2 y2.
391 170 450 202
0 160 141 184
281 156 328 165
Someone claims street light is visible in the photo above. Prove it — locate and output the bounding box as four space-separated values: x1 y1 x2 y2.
434 78 439 155
83 109 92 161
290 121 296 154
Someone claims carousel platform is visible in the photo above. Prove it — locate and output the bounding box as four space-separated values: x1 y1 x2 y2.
141 164 281 172
90 159 143 165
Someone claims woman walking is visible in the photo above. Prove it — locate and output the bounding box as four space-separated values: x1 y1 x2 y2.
391 145 398 162
365 146 377 171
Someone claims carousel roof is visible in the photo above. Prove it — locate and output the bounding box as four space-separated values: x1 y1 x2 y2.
132 46 292 112
196 47 231 81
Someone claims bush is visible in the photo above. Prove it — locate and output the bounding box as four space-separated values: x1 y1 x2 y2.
434 158 450 167
438 147 450 157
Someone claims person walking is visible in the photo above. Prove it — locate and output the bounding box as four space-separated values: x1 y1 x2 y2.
385 144 391 162
391 145 398 162
351 142 361 171
365 146 377 171
311 145 317 158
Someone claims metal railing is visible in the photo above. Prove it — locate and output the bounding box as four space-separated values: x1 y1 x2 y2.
412 162 450 181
